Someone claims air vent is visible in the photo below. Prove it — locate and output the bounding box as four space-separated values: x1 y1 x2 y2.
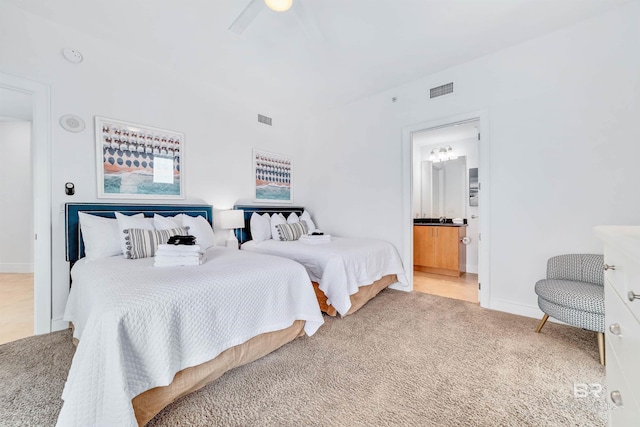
430 82 454 99
258 114 272 126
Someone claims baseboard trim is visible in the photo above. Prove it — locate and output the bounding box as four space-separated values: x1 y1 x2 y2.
0 263 34 273
51 318 69 333
488 298 545 319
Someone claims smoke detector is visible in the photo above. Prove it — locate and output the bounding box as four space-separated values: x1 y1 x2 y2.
62 48 83 64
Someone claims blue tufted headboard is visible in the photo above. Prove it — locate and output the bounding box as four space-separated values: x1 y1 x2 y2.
65 203 213 263
233 205 305 244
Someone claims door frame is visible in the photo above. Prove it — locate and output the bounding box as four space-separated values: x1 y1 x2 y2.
0 72 52 334
401 110 491 308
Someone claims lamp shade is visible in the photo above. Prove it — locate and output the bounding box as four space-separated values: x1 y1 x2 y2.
265 0 293 12
219 210 245 230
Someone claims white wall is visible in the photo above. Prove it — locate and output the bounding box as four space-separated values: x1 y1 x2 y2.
0 121 33 272
0 3 306 328
298 2 640 317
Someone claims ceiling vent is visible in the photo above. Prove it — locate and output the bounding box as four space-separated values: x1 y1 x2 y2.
258 114 272 126
430 82 454 99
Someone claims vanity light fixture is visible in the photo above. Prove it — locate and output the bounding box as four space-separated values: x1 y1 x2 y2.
429 145 457 163
265 0 293 12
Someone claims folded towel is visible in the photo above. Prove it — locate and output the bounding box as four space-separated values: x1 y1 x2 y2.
157 244 202 252
154 256 206 267
299 234 331 244
155 249 205 257
155 254 202 263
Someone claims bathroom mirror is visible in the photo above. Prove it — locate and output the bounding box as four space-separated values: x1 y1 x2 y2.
420 156 466 218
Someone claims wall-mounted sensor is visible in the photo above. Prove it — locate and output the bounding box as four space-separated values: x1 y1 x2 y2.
65 182 75 196
60 114 85 133
62 48 83 64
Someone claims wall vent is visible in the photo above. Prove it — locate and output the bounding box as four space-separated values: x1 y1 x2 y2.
258 114 272 126
430 82 454 99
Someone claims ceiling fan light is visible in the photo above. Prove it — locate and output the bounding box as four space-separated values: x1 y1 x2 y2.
265 0 293 12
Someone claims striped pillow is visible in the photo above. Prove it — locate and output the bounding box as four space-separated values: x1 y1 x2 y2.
275 221 308 241
123 227 189 259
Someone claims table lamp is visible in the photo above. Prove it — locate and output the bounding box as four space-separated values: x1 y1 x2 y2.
219 209 245 249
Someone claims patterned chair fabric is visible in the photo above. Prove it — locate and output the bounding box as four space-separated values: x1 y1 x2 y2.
535 254 604 333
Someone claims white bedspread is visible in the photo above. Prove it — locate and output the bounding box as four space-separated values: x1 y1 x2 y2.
241 237 408 315
58 247 324 427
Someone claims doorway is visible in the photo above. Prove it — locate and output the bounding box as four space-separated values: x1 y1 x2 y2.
0 90 35 344
401 110 490 308
411 120 479 303
0 73 52 338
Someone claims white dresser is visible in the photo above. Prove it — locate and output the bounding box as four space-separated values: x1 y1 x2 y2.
595 226 640 426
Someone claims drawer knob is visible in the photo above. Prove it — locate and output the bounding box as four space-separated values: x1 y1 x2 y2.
603 264 616 271
609 323 622 336
628 291 640 302
610 390 623 407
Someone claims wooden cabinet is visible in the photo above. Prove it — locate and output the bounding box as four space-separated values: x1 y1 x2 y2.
413 225 466 277
595 226 640 425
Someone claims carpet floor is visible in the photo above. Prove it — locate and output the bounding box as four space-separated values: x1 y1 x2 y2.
0 289 606 426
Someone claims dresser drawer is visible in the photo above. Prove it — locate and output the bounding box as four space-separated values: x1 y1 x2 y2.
604 245 640 324
606 341 640 426
605 283 640 406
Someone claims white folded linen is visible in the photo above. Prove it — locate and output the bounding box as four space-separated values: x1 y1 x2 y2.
299 234 332 244
154 256 206 267
155 248 205 257
157 244 202 252
155 254 202 262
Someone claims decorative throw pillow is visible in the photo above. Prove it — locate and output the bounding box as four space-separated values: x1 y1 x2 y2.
270 213 286 240
123 227 189 259
300 211 316 232
78 212 134 260
250 212 272 243
275 221 308 241
286 212 299 224
182 215 215 249
115 212 155 255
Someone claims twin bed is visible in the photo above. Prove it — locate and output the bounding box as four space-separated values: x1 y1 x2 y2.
60 203 407 426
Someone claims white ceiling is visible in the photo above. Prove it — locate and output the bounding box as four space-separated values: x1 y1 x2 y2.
5 0 630 114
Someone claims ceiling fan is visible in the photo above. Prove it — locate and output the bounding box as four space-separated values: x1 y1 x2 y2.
228 0 322 39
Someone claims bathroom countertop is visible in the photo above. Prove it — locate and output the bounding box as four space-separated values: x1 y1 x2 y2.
413 218 468 226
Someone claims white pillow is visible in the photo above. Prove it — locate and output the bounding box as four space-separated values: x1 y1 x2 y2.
115 212 154 255
300 211 316 232
78 212 134 260
250 212 271 243
153 213 184 230
182 215 215 250
270 213 286 240
286 212 299 224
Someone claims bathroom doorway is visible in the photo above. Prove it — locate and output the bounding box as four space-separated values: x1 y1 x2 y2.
411 120 480 303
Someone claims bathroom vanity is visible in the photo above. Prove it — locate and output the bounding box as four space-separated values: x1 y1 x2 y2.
413 220 467 277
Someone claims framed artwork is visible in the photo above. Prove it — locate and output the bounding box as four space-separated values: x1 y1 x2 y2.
95 116 184 199
469 167 479 206
253 149 293 203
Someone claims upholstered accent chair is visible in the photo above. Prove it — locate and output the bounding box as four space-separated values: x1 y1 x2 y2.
534 254 605 365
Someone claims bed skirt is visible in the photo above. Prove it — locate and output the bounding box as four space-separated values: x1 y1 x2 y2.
71 320 305 426
313 274 397 317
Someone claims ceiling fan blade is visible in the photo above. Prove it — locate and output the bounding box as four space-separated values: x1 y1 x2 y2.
228 0 265 35
292 0 323 41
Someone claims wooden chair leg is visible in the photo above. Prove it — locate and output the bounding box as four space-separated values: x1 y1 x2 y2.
597 332 605 366
535 314 549 333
